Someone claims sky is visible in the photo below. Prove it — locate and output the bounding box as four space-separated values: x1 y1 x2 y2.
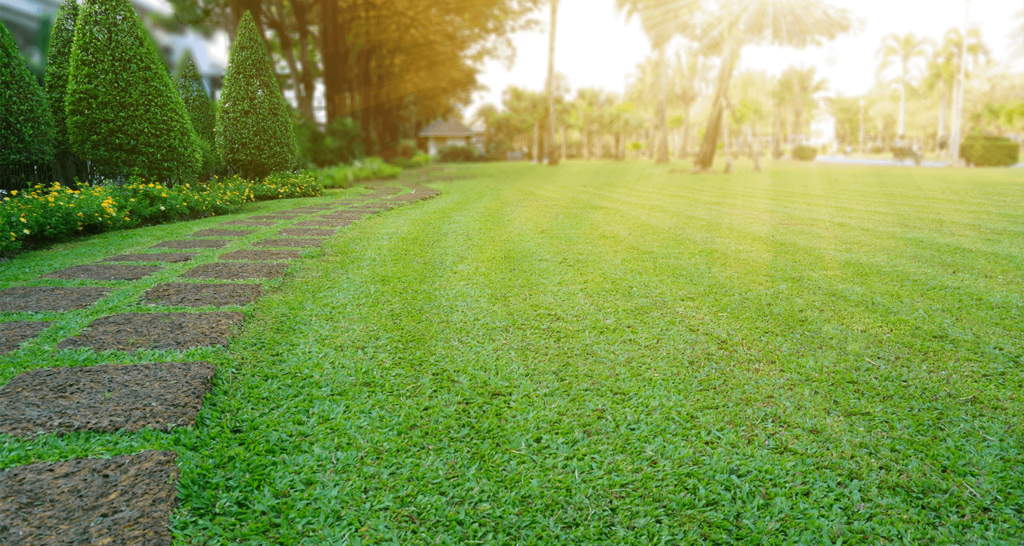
468 0 1023 116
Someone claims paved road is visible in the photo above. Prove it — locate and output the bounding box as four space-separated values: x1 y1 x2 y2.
816 155 1024 169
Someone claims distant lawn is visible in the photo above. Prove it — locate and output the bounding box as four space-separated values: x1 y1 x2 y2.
3 161 1023 543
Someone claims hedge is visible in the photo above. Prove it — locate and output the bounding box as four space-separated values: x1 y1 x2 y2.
43 0 77 156
177 55 219 175
792 145 818 162
314 158 402 188
0 172 322 255
437 144 479 163
66 0 200 183
217 11 298 179
961 135 1019 167
1 21 55 180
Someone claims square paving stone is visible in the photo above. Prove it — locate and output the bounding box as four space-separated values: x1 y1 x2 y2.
247 214 295 221
252 238 322 249
1 322 52 354
181 262 288 280
190 228 255 238
0 451 179 545
277 228 336 238
102 252 196 263
0 287 110 313
142 282 264 307
293 219 354 228
220 220 278 227
219 250 302 262
40 264 163 281
151 239 230 250
57 312 244 352
0 361 216 436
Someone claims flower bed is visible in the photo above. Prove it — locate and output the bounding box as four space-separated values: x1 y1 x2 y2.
1 173 322 255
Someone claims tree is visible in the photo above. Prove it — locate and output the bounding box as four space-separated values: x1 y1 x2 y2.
925 27 988 150
217 11 298 180
693 0 851 171
876 32 930 136
775 65 828 142
546 0 560 165
43 0 77 157
670 49 704 158
616 0 700 163
1 20 55 187
177 53 218 174
67 0 199 182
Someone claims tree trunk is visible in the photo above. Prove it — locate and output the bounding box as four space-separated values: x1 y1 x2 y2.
583 125 589 160
546 0 559 166
561 126 566 160
694 40 742 171
723 102 733 174
533 124 540 162
293 0 315 120
898 80 906 136
320 0 341 122
655 45 669 164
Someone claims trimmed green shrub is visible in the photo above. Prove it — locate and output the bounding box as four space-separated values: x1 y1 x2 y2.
66 0 200 183
314 157 402 188
792 145 818 161
1 20 55 187
248 171 323 200
961 135 1019 167
176 54 219 175
294 116 365 168
390 152 431 169
437 144 478 163
217 11 298 179
43 0 76 155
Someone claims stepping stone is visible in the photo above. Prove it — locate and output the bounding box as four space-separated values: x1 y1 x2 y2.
251 238 322 249
0 451 179 545
142 282 264 307
0 286 110 313
182 262 288 280
102 252 196 263
0 322 52 354
57 312 244 352
41 264 162 281
247 214 296 221
277 228 336 238
151 239 230 250
0 361 216 435
190 229 255 238
286 206 333 212
220 220 277 227
294 219 355 228
219 250 301 262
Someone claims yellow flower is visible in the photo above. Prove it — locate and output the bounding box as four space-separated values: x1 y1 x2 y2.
23 229 29 234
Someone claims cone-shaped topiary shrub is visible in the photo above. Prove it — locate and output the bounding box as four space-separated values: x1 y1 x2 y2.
217 11 298 179
1 20 55 189
176 53 219 174
44 0 77 156
66 0 200 182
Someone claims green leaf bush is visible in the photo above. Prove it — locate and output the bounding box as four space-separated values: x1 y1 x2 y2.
217 11 298 179
66 0 200 183
43 0 77 156
314 158 402 188
792 145 818 162
177 55 220 176
960 135 1020 167
1 20 55 190
437 144 479 163
247 172 323 200
294 116 365 168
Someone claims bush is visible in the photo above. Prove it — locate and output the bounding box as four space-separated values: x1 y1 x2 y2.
217 11 298 179
869 145 883 154
177 56 219 176
246 171 323 200
66 0 200 183
437 144 478 163
43 0 77 156
960 135 1019 167
314 157 402 188
390 152 431 169
792 145 818 161
294 116 364 168
1 20 55 190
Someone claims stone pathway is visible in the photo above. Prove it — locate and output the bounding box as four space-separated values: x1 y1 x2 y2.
0 181 438 542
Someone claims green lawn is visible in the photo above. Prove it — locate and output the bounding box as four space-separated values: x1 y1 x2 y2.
2 161 1024 544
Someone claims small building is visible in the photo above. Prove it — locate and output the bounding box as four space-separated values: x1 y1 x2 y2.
418 119 482 156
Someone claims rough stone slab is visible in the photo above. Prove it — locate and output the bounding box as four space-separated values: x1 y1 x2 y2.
190 229 255 238
293 219 355 228
248 214 301 221
251 238 322 249
0 361 216 436
181 262 288 280
142 282 264 307
57 312 244 353
151 239 230 250
0 451 180 545
41 264 162 281
219 250 302 262
277 228 336 238
220 220 278 227
0 287 110 313
0 322 52 354
102 253 196 264
286 206 334 212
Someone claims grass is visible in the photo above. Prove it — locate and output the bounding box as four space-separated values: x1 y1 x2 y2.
2 160 1023 544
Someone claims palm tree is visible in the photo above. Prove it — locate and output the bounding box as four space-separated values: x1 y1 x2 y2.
876 33 930 137
616 0 701 164
546 0 560 165
693 0 851 171
669 49 703 157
